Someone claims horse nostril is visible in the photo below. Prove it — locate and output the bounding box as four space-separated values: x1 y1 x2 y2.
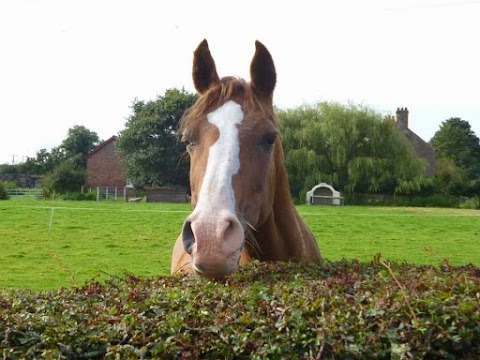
182 220 195 254
193 262 205 273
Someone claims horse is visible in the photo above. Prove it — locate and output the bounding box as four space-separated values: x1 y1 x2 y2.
171 39 322 277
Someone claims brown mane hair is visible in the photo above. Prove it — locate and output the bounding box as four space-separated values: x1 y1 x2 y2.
179 77 276 135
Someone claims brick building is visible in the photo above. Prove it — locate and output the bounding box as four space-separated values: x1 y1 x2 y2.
86 136 127 188
395 107 436 177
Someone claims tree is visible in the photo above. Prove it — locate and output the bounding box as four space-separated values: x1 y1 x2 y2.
18 148 62 175
0 164 19 176
0 126 97 194
117 88 197 188
278 102 427 199
431 118 480 195
59 125 99 168
434 158 470 196
7 126 98 178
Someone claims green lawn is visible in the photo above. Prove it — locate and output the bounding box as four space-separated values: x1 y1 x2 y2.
0 200 479 290
300 205 480 265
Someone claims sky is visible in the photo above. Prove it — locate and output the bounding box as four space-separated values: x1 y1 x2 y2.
1 0 479 165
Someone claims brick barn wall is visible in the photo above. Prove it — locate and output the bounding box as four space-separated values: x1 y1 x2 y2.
86 140 126 188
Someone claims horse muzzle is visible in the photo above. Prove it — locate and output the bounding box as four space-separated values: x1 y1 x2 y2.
181 211 245 277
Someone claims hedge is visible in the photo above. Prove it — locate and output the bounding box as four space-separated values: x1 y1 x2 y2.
1 258 479 359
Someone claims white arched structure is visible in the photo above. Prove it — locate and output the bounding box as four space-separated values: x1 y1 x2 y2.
306 183 343 205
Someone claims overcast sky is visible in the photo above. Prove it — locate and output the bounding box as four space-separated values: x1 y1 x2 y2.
1 0 479 164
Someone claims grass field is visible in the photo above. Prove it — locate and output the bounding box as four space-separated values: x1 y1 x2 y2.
0 200 479 290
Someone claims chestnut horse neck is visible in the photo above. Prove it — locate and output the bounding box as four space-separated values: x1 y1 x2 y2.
253 123 320 262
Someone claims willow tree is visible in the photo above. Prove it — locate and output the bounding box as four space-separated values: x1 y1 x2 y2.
278 102 426 199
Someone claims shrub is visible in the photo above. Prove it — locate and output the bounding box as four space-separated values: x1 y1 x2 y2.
1 181 18 189
459 196 480 209
84 192 97 201
345 193 467 208
392 194 462 208
60 192 97 201
60 192 86 201
1 259 479 359
0 182 8 200
42 161 85 195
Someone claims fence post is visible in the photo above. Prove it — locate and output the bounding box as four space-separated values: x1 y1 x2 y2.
48 208 55 231
96 187 100 201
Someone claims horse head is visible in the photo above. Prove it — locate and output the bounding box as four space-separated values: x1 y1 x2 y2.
172 40 321 278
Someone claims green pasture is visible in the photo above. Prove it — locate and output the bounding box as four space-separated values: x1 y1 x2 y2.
0 200 479 290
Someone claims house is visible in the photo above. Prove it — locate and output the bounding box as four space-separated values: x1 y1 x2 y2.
86 136 127 189
395 108 436 177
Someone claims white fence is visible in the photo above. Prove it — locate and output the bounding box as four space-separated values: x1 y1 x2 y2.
6 188 44 200
5 187 128 201
92 187 127 201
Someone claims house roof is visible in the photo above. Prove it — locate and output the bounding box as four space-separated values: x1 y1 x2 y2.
86 135 118 159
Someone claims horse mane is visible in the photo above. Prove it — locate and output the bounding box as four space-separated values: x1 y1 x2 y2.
179 77 277 134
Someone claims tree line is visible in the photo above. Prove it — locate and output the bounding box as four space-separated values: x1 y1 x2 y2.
1 88 479 204
0 125 99 196
278 105 480 202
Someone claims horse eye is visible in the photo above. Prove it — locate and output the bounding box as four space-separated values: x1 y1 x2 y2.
261 132 277 151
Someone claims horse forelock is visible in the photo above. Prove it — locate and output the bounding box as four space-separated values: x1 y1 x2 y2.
179 77 276 134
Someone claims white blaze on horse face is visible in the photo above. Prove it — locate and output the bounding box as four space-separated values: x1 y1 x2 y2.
196 100 243 213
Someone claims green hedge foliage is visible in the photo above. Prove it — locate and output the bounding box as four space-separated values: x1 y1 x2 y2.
344 194 477 208
0 182 8 200
1 259 479 359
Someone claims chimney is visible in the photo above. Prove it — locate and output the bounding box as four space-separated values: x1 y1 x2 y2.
396 107 409 130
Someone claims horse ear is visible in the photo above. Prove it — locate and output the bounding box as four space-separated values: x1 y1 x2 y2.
250 40 276 98
192 39 220 94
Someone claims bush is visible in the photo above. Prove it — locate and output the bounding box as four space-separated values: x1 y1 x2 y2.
459 196 480 209
60 192 86 201
0 182 8 200
42 161 85 195
392 194 463 208
345 193 468 208
1 259 479 359
60 192 97 201
0 181 18 189
84 192 97 201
